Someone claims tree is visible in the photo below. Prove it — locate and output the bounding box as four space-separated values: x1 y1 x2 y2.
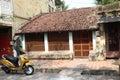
61 1 68 11
55 0 68 11
95 0 120 5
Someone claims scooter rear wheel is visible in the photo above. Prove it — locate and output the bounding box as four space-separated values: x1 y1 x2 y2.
24 65 34 75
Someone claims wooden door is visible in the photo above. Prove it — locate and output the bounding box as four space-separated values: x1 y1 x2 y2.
0 34 11 58
73 31 92 58
26 33 45 51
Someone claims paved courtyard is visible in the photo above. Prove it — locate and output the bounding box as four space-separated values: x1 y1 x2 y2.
32 59 119 71
0 70 120 80
0 59 120 80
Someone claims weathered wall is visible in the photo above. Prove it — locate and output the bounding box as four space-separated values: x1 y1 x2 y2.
28 51 73 60
12 17 28 36
0 0 13 26
95 24 106 60
13 0 51 18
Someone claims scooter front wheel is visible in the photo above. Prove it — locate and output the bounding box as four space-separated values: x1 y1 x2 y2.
24 65 34 75
1 66 11 74
4 69 11 73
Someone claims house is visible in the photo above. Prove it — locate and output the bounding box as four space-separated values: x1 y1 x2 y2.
97 2 120 58
17 7 98 59
0 0 13 58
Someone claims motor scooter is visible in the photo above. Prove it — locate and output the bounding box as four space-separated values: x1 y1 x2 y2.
0 50 34 75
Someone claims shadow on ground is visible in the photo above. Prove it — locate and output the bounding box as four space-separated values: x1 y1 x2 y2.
81 69 118 76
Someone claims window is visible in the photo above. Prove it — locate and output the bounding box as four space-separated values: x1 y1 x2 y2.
26 33 44 51
48 32 69 51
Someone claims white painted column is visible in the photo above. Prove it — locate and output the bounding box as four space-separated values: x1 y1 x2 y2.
44 33 49 52
21 35 26 50
69 32 73 52
92 31 96 51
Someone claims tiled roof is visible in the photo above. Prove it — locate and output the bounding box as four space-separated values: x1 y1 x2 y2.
20 7 98 33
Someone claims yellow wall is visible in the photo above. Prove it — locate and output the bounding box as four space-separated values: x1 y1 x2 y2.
13 0 53 18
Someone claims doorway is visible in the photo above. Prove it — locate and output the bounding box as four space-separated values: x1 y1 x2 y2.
105 22 120 58
73 31 92 58
0 27 12 58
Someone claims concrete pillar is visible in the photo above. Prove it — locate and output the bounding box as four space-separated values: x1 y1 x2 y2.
44 33 49 52
92 31 96 51
21 35 26 50
69 32 73 52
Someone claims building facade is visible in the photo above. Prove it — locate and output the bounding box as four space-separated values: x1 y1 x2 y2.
18 7 98 59
16 2 120 60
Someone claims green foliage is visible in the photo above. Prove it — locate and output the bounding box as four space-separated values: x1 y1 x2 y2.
56 0 68 11
61 1 68 11
95 0 120 5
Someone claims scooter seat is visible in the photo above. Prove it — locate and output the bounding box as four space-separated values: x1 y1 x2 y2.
3 54 19 67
